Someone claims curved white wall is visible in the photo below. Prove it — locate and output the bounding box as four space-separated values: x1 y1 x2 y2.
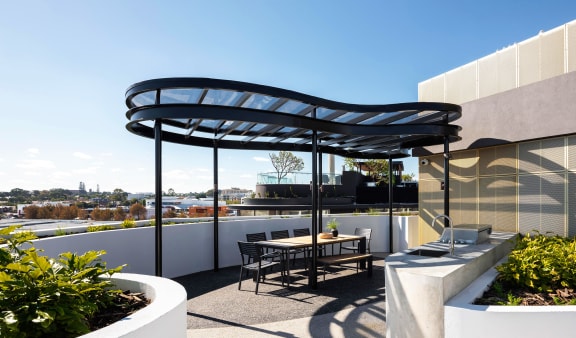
445 258 576 338
81 273 187 338
32 215 415 278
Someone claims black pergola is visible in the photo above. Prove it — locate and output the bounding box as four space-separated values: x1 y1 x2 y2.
124 77 462 288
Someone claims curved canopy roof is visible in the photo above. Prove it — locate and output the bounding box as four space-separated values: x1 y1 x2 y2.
125 78 462 159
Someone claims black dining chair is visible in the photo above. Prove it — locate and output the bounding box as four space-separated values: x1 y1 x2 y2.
246 232 280 266
271 230 306 267
340 227 372 254
293 228 326 258
237 241 284 294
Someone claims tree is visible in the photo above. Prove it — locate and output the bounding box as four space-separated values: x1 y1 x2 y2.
402 173 416 182
129 203 147 220
269 151 304 184
344 158 392 185
110 188 128 206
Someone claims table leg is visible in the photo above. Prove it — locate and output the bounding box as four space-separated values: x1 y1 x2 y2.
283 249 291 288
359 237 367 270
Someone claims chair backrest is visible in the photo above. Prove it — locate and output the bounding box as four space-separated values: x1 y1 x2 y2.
238 241 262 263
354 228 372 250
293 228 310 237
271 230 290 239
246 232 267 242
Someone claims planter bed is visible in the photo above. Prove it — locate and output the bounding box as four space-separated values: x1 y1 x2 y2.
444 257 576 338
81 273 187 338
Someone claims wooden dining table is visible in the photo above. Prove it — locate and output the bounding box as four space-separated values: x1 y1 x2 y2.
256 233 367 288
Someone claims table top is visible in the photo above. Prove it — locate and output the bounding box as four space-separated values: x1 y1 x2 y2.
256 234 363 250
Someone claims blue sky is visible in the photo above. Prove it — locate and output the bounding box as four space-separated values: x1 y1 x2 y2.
1 1 575 194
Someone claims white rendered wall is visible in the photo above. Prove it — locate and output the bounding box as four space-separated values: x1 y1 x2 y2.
445 258 576 338
31 215 415 278
81 273 187 338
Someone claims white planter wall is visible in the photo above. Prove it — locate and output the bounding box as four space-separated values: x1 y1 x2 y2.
32 215 415 278
445 258 576 338
81 273 187 338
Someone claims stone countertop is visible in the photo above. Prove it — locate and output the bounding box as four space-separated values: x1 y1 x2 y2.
385 232 517 277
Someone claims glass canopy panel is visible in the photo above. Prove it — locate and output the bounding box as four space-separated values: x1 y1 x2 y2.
131 91 156 107
199 119 221 129
276 100 309 114
333 112 360 123
202 89 243 106
315 107 336 119
160 88 203 104
247 124 268 132
359 112 396 125
242 93 275 110
391 115 418 124
233 122 253 132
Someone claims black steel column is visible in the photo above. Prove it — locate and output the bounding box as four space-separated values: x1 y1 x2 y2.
318 148 323 234
443 136 450 219
388 154 393 253
213 140 219 272
154 118 163 277
309 109 318 289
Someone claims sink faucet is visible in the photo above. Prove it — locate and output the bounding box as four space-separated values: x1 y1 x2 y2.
433 214 455 256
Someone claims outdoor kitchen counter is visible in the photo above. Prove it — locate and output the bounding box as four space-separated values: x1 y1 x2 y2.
385 232 517 338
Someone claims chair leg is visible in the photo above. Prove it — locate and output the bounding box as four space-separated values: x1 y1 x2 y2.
238 267 244 290
255 269 261 294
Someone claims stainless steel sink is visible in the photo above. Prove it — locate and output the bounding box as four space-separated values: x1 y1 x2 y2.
406 249 449 257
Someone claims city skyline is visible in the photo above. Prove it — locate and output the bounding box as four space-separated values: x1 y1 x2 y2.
2 1 575 193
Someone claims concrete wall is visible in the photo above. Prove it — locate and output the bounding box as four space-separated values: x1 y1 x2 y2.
31 215 415 278
445 258 576 338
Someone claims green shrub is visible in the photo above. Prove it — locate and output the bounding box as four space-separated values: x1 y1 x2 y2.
0 225 125 337
121 218 136 229
54 227 67 236
86 225 115 232
496 233 576 293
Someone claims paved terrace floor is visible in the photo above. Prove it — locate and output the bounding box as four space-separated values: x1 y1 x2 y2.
174 252 387 338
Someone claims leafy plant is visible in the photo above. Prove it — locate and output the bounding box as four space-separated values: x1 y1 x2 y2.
54 227 67 236
86 225 115 232
121 218 136 229
496 232 576 293
326 218 339 230
0 225 125 337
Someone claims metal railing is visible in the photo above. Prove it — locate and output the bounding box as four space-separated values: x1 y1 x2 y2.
256 172 342 185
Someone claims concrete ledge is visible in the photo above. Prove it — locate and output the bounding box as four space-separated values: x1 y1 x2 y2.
81 273 187 338
385 232 516 338
445 257 576 338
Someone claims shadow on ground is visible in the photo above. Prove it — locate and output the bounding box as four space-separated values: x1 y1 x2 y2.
173 254 387 331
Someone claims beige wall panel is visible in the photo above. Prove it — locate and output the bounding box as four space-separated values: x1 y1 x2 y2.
541 137 565 172
495 144 517 175
494 176 518 232
540 173 566 236
418 75 445 102
541 27 565 80
478 54 498 98
419 155 444 180
568 21 576 72
498 46 518 93
445 62 477 104
458 177 477 224
518 37 540 86
568 136 576 170
450 150 478 177
418 179 445 244
448 179 463 224
518 141 542 173
478 147 497 176
518 174 541 234
568 172 576 237
479 177 496 227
